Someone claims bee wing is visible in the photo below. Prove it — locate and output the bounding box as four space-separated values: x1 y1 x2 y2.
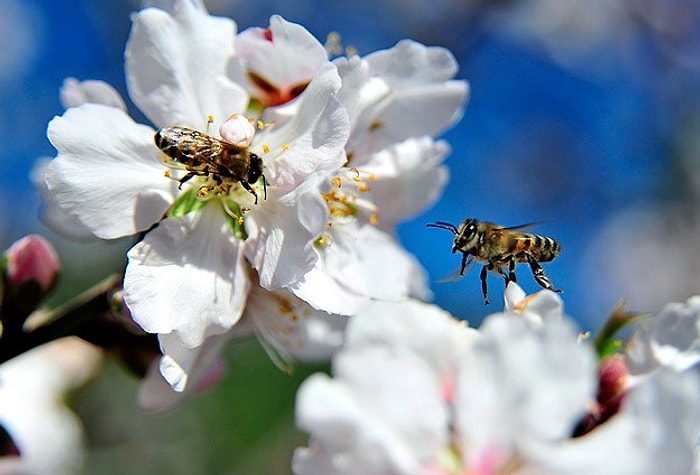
502 221 542 231
437 256 473 283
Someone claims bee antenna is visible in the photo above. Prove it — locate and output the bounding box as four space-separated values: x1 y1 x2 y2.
262 174 267 201
426 221 458 234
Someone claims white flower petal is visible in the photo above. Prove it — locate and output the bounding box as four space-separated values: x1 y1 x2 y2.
138 331 229 412
263 62 349 193
31 158 94 240
45 104 175 239
0 338 102 475
236 15 327 94
245 286 347 367
244 185 326 289
455 315 596 465
294 347 448 475
59 77 127 110
361 137 450 229
124 204 250 348
125 0 247 129
291 224 427 315
364 39 468 136
337 40 468 156
345 299 475 370
502 282 565 325
524 370 700 475
627 296 700 374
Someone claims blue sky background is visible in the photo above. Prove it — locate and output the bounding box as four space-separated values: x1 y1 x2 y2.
4 1 700 472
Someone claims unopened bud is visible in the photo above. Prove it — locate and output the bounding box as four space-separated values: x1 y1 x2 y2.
4 235 60 300
219 114 255 147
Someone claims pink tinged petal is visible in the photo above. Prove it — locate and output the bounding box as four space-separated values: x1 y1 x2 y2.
59 77 127 110
218 113 255 146
245 286 347 368
125 0 247 129
263 62 350 193
236 15 327 104
137 331 229 412
124 205 250 348
455 316 596 463
244 184 327 289
525 370 700 475
45 104 175 239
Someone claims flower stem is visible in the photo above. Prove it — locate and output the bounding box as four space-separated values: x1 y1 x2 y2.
0 274 122 364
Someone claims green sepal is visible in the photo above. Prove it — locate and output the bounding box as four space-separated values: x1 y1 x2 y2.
593 301 646 359
168 188 207 218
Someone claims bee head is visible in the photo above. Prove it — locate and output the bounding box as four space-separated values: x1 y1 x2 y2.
452 219 479 254
247 153 267 200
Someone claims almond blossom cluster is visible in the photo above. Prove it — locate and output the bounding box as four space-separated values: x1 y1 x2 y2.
294 284 700 475
39 0 468 409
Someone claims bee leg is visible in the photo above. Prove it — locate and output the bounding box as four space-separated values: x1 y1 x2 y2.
459 252 469 276
178 172 197 189
527 255 562 293
508 258 517 283
480 264 490 305
240 181 259 205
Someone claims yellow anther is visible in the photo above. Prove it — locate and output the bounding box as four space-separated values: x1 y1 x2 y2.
332 177 342 188
357 183 369 192
207 115 214 124
369 214 379 225
281 144 289 152
262 144 270 153
368 173 377 181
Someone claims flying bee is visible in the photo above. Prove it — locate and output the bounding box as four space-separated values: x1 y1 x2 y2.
427 218 562 305
154 126 266 204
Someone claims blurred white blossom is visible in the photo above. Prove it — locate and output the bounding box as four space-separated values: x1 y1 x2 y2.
294 285 700 475
0 338 102 475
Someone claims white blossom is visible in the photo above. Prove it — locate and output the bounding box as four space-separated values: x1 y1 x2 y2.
0 338 102 475
41 0 349 395
290 40 469 315
294 285 700 475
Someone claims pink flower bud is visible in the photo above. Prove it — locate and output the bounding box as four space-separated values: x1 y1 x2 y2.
219 113 256 147
5 235 60 295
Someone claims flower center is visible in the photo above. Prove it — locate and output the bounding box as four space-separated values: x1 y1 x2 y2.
316 168 378 248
